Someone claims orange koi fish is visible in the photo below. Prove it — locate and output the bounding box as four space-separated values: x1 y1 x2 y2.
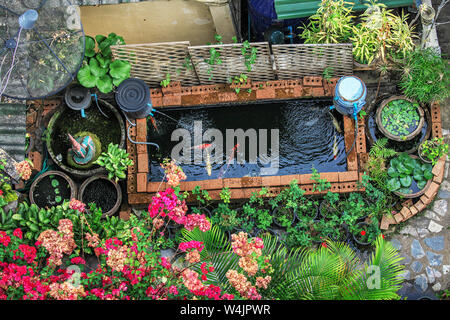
218 144 239 179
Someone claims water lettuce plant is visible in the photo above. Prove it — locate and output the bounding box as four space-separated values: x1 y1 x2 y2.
94 143 134 182
380 98 420 138
77 33 131 93
386 153 433 193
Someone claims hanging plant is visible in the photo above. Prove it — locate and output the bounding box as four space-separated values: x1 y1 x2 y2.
77 33 131 94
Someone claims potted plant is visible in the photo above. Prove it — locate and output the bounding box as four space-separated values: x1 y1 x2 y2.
418 137 449 166
242 203 273 233
94 143 134 182
375 96 424 142
78 175 122 217
285 220 313 249
29 170 77 209
351 219 381 246
269 181 305 229
386 153 433 197
189 185 214 217
319 191 341 220
298 0 354 45
210 203 239 235
399 48 450 105
295 196 319 221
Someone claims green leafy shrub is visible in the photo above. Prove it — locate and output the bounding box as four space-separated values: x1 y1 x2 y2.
419 137 449 166
399 48 450 104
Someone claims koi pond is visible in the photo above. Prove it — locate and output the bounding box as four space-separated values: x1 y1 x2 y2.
147 99 348 181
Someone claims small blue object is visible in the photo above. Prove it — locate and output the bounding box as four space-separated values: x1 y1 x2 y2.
333 76 367 117
19 9 38 29
81 109 86 118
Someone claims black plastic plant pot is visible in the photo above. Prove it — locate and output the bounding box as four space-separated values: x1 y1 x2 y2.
64 83 91 114
29 170 77 209
272 207 296 229
352 222 371 246
115 78 152 119
319 201 339 220
331 224 349 243
189 206 212 218
295 203 319 222
79 175 122 218
255 228 279 241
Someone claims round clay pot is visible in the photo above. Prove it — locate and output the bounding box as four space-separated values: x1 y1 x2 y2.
418 141 435 165
29 170 77 208
375 96 425 142
78 175 122 217
46 99 126 178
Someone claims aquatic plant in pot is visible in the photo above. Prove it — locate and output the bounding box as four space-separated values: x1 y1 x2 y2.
386 153 433 197
210 203 239 235
418 137 449 166
79 175 122 217
29 171 77 208
376 96 424 142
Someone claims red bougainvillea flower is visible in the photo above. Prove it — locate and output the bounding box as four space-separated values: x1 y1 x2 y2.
382 234 385 239
361 230 366 236
321 242 327 248
70 257 86 265
0 189 3 196
13 228 23 239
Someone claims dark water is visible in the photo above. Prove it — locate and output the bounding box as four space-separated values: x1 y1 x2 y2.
147 99 348 182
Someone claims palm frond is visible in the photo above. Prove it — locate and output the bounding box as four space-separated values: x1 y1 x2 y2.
180 224 238 291
340 235 405 300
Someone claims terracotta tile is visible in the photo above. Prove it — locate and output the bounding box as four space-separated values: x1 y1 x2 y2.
279 174 300 185
317 172 339 183
424 181 440 200
136 173 148 193
410 205 419 216
223 178 241 189
393 213 404 224
312 87 325 97
338 171 359 182
147 182 164 193
136 119 147 140
203 179 224 190
241 176 262 188
261 175 281 187
292 85 304 97
137 153 149 173
303 76 323 87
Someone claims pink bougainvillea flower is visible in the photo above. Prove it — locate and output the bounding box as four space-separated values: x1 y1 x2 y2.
68 199 86 213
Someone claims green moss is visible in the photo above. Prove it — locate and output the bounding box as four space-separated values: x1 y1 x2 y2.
66 132 102 169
